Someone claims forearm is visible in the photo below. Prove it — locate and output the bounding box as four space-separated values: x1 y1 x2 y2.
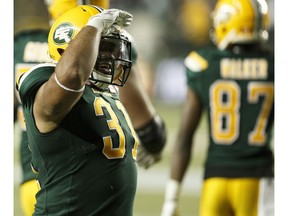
161 139 192 216
55 26 101 90
170 140 192 182
119 64 156 128
34 18 103 129
169 89 201 182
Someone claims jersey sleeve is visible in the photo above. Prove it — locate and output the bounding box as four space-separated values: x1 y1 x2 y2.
184 51 208 97
17 63 56 107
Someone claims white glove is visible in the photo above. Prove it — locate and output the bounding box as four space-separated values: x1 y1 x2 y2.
161 179 181 216
86 9 133 34
136 144 161 169
115 9 133 27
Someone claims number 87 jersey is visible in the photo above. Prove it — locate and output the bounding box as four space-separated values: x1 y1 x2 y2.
185 44 274 179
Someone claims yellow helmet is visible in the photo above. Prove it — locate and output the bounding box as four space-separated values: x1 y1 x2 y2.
211 0 270 50
48 5 103 62
48 5 132 89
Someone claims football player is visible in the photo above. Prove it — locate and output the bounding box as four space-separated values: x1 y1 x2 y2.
46 2 167 168
161 0 274 215
15 0 166 215
16 5 139 215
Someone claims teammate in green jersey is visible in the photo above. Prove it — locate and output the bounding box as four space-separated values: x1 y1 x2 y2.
14 1 116 215
14 0 51 215
16 5 140 215
161 0 274 216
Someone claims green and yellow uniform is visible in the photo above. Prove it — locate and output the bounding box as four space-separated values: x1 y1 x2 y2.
15 35 48 216
185 43 274 216
14 0 51 215
15 1 138 215
17 64 139 215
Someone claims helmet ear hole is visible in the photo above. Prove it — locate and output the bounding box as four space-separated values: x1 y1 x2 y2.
57 48 64 56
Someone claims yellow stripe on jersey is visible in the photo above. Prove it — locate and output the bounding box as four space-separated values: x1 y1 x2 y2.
184 51 208 72
16 63 56 91
15 63 37 86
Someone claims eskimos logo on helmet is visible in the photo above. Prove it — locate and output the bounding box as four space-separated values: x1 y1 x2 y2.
53 22 75 45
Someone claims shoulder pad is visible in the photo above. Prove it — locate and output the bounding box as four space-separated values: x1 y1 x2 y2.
16 63 56 91
184 51 208 72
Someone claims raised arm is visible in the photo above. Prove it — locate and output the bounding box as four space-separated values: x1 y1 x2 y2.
33 8 132 133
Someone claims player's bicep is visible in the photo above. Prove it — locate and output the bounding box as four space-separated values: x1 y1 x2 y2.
33 73 82 132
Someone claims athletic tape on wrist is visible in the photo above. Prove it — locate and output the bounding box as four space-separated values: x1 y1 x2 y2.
164 179 181 201
86 16 104 31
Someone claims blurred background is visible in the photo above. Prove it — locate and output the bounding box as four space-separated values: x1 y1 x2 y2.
14 0 274 215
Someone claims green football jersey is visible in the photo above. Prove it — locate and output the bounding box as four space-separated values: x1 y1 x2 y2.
14 30 50 184
15 29 138 185
18 64 139 215
185 44 274 179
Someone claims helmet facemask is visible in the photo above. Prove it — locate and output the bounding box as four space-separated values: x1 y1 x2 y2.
89 33 132 90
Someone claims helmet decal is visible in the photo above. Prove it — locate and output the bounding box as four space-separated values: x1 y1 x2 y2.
48 5 102 61
53 22 75 45
211 0 270 50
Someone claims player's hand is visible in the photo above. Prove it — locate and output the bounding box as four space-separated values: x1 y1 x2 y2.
136 144 161 169
113 9 133 27
86 9 133 34
161 200 180 216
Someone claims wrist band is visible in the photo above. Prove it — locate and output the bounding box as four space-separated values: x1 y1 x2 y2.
54 74 85 93
86 15 104 31
164 179 181 201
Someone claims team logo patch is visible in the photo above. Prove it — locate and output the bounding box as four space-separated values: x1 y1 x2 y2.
53 23 75 45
